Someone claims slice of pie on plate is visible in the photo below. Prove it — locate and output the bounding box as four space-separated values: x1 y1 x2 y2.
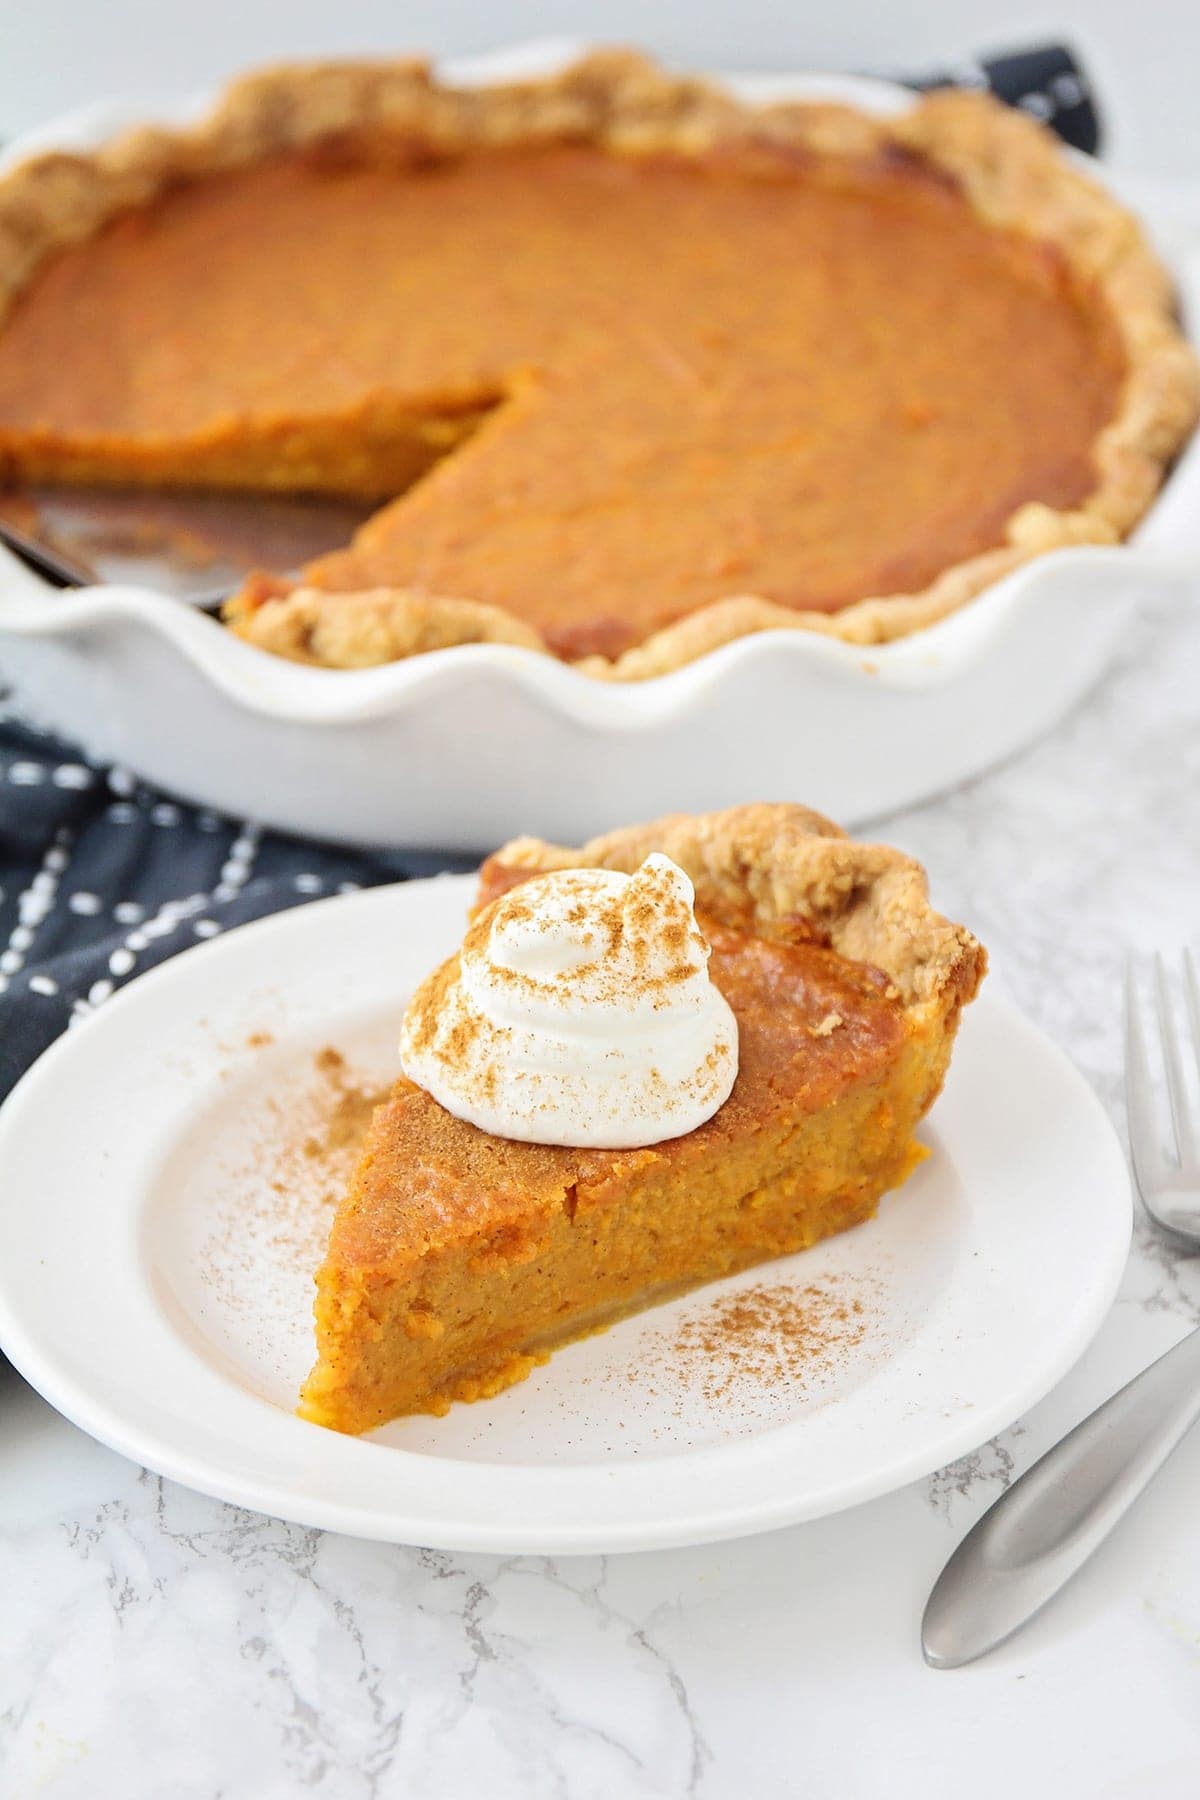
0 52 1195 677
299 804 986 1433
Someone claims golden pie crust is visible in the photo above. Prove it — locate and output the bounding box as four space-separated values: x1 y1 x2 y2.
300 803 986 1431
0 52 1195 678
483 803 985 1009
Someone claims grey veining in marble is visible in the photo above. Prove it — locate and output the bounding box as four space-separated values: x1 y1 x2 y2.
3 582 1200 1798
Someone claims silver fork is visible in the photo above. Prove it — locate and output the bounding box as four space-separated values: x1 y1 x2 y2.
922 952 1200 1668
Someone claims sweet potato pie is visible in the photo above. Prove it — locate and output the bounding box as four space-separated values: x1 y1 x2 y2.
299 805 986 1432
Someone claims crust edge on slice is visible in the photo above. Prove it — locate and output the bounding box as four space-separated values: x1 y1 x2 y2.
479 801 987 1014
299 805 986 1433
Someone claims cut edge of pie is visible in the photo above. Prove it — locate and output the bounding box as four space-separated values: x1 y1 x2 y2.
298 803 986 1433
1 50 1195 677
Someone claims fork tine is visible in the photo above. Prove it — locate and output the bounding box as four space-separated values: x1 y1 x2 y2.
1125 959 1169 1195
1185 949 1200 1090
1154 954 1197 1171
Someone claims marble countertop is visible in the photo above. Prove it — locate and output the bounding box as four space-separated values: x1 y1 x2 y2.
3 582 1200 1799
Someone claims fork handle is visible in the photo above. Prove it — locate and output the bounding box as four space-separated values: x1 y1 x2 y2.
922 1324 1200 1668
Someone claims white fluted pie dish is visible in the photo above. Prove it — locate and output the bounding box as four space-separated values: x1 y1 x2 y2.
0 47 1197 849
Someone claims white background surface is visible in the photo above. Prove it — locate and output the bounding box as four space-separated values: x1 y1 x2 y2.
2 0 1199 175
2 3 1200 1795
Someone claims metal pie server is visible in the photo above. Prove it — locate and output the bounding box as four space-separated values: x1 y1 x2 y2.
923 953 1200 1668
0 484 377 607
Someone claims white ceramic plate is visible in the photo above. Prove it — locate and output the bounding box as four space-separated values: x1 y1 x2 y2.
0 877 1131 1553
0 45 1197 848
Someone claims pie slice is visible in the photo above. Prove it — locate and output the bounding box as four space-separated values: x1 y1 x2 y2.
0 53 1195 676
299 805 986 1433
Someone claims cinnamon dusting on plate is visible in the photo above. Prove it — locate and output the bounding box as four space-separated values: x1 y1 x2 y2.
302 1046 389 1162
199 1045 390 1320
183 1040 397 1395
638 1274 874 1408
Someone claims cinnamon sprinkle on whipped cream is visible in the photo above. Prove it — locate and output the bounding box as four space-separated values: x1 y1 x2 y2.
399 854 738 1148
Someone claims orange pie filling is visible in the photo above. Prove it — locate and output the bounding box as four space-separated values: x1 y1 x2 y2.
0 133 1130 663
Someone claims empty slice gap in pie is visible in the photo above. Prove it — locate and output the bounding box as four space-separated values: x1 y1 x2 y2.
299 803 986 1433
0 52 1195 677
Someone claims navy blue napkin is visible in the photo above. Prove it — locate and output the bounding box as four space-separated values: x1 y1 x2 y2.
902 43 1100 155
0 704 475 1104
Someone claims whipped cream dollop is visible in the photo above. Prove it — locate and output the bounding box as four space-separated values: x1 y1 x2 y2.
399 853 738 1148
